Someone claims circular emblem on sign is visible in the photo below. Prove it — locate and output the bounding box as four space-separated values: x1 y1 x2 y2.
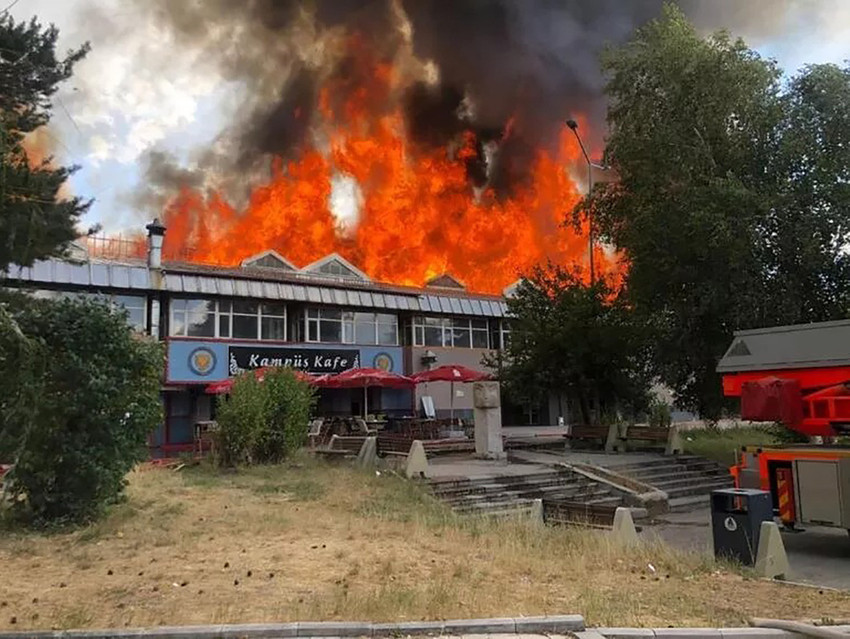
372 352 393 372
724 516 738 532
188 347 216 376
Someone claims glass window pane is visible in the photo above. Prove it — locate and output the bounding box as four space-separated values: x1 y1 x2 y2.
452 327 471 348
219 314 231 338
343 321 355 343
233 300 258 314
169 312 185 336
424 325 443 347
320 308 342 321
171 299 187 312
320 320 342 343
378 323 398 345
232 314 258 339
472 330 489 349
307 308 320 319
186 299 213 316
414 326 424 346
452 318 470 329
261 317 286 341
308 321 319 342
187 312 215 337
261 302 286 317
376 313 396 324
127 308 145 332
114 294 144 310
471 319 488 330
218 299 232 313
355 321 375 344
354 312 374 323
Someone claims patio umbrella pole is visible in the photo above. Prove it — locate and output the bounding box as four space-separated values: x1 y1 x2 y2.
363 385 368 418
450 380 454 423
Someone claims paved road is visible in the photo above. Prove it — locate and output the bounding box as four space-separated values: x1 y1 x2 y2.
649 507 850 590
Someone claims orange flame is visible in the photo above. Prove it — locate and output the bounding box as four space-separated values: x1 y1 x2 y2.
158 41 619 294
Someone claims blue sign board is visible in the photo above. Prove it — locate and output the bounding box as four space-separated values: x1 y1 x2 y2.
166 339 403 383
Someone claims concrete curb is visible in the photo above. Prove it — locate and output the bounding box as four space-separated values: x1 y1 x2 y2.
0 615 586 639
597 626 850 639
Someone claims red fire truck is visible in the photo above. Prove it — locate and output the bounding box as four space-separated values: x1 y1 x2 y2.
719 319 850 532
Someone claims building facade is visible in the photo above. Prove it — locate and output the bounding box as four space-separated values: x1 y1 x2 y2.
6 222 544 456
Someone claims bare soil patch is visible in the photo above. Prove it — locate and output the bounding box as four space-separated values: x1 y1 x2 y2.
0 457 847 631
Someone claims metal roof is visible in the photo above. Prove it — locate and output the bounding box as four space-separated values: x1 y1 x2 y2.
6 260 152 291
717 319 850 373
5 258 508 318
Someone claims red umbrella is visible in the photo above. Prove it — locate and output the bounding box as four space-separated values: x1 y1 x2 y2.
412 365 492 420
322 367 414 417
206 367 318 394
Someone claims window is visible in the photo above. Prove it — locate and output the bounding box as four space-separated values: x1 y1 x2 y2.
25 290 147 332
169 297 286 341
412 316 491 349
305 308 398 345
499 320 512 349
112 294 147 332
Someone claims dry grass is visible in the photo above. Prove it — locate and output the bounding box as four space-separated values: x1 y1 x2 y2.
1 455 848 631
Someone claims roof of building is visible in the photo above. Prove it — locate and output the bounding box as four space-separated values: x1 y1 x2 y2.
4 256 509 318
716 319 850 373
425 273 466 290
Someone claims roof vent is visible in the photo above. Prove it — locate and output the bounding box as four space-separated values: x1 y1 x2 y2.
728 340 752 357
241 250 297 271
425 273 466 290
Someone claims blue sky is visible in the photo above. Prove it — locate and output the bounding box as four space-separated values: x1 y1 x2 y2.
10 0 850 236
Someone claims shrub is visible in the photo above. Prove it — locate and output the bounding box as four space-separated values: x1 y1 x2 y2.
0 295 163 525
214 368 316 466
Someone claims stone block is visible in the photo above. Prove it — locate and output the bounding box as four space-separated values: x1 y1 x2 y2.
719 629 799 639
356 436 377 468
443 617 517 634
405 440 429 478
296 621 372 637
219 623 299 638
611 507 639 546
529 498 544 525
665 426 684 455
514 614 585 634
754 521 789 580
373 620 446 636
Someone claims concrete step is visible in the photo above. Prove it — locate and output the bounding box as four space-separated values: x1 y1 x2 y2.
667 494 713 513
621 464 727 482
430 476 587 497
650 475 735 491
664 479 734 500
428 471 572 488
444 486 614 508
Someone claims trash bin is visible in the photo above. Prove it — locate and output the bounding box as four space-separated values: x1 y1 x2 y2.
710 488 773 565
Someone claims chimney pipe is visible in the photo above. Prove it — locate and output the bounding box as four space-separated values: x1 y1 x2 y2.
145 218 166 269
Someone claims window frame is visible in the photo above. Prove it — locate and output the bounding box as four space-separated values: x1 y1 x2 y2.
169 297 287 341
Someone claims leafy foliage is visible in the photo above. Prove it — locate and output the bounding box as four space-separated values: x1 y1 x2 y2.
0 15 91 270
214 368 317 467
0 294 163 525
591 4 850 418
489 265 651 426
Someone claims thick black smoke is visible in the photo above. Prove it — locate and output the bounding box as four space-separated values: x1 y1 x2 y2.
131 0 793 205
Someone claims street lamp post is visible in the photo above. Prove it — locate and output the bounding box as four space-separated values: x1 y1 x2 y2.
565 119 606 284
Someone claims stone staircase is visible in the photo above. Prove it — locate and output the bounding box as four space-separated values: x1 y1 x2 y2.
427 469 624 517
611 455 733 512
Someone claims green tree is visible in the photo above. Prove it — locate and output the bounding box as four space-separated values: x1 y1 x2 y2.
490 265 651 427
0 295 163 525
0 14 91 270
591 4 850 418
215 368 316 467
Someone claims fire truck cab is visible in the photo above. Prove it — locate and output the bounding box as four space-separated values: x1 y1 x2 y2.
719 319 850 531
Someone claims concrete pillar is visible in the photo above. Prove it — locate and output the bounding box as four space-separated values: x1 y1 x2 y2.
473 381 505 460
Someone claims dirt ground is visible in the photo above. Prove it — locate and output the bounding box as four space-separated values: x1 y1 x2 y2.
1 458 848 631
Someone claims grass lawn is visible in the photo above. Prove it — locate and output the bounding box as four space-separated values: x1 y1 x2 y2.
2 455 849 631
682 425 780 467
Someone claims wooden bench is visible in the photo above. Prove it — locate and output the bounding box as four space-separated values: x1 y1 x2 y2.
377 434 473 456
542 499 619 528
566 424 611 449
621 425 676 452
314 435 367 460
